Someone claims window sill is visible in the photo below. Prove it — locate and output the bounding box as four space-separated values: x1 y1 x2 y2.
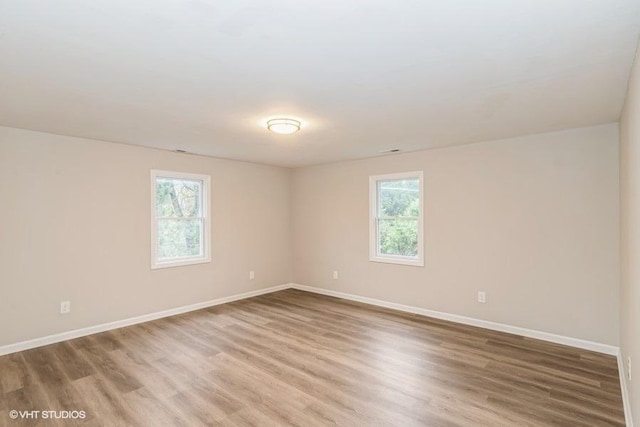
369 255 424 267
151 257 211 270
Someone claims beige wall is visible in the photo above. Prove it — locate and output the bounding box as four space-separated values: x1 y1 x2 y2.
0 120 623 354
620 41 640 423
0 126 292 346
292 124 620 345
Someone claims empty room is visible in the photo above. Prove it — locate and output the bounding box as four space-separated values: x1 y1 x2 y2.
1 0 639 426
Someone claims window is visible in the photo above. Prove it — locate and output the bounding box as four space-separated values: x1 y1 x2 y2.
151 170 211 269
369 171 424 266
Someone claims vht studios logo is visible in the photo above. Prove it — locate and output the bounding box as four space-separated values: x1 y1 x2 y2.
9 410 86 420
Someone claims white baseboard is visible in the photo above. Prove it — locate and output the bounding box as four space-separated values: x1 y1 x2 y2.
0 283 292 356
618 350 635 427
290 283 619 356
1 281 631 424
0 281 622 362
292 283 633 424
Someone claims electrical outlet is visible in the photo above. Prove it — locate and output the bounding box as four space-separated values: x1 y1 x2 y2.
249 271 255 280
628 356 632 381
60 301 71 314
477 291 486 304
333 271 339 280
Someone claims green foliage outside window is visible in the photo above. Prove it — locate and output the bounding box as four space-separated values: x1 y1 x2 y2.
378 179 420 257
155 178 203 260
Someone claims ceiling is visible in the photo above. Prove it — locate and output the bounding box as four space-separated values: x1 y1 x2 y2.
1 1 639 167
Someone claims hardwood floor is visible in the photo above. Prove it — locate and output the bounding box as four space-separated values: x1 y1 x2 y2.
0 289 625 426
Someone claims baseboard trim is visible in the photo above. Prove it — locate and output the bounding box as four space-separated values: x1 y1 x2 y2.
0 282 621 358
0 283 292 356
2 281 630 422
290 283 619 356
618 350 634 427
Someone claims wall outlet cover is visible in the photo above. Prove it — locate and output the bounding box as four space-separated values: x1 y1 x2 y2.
477 291 486 304
60 301 71 314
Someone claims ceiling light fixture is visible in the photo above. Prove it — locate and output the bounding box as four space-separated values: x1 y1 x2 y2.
267 118 301 135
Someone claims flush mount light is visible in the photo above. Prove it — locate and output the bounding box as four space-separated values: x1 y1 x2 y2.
267 118 301 135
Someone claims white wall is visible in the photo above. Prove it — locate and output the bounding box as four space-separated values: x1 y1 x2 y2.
620 40 640 424
292 124 620 346
0 126 292 346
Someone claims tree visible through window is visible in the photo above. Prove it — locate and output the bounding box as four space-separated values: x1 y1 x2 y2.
370 172 424 266
378 179 420 257
151 170 211 269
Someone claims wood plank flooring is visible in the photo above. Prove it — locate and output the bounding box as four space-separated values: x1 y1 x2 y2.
0 289 626 426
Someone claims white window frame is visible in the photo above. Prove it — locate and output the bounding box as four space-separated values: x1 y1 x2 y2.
151 170 211 269
369 171 424 267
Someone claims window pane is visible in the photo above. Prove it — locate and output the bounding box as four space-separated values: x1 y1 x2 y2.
156 178 202 218
378 179 419 217
378 218 418 257
157 219 203 260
